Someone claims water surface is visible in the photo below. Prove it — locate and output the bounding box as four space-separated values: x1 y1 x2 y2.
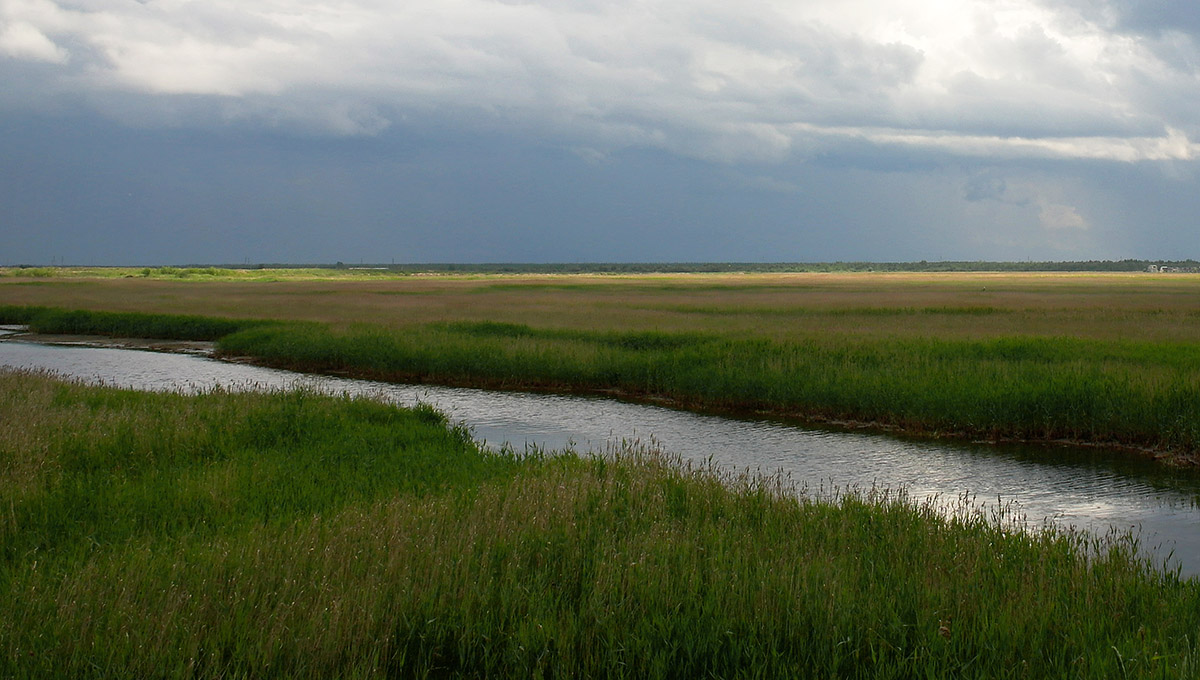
2 338 1197 575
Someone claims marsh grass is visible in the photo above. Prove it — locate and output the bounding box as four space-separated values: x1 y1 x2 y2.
7 272 1200 341
0 305 272 340
0 370 513 563
216 321 1200 455
4 271 1200 457
4 301 1199 455
2 370 1198 678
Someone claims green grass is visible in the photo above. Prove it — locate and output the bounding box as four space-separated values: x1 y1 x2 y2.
215 320 1200 457
137 266 239 278
0 370 513 563
0 305 273 340
4 302 1200 457
1 369 1198 678
4 303 1199 458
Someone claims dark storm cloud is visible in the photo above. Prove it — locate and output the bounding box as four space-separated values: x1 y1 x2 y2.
1 1 1199 264
6 0 1196 160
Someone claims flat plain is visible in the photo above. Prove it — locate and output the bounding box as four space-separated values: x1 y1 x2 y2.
5 268 1200 458
3 268 1200 340
5 267 1200 677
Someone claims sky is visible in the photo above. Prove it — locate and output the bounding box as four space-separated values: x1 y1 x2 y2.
2 0 1199 265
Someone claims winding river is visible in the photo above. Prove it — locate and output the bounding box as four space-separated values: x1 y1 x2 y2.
3 333 1198 576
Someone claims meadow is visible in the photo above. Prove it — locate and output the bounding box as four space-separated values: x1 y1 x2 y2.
3 267 1200 459
3 368 1198 678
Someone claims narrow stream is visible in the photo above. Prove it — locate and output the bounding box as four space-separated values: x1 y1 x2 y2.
3 335 1198 576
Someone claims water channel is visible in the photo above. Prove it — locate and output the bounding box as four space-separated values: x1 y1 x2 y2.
2 333 1198 575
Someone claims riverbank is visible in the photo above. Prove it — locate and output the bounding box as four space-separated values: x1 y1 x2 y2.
0 328 217 355
2 368 1197 678
221 340 1194 466
215 319 1200 465
3 300 1200 465
5 269 1200 465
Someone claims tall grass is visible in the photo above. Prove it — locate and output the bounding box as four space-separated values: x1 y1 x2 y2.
2 369 1198 678
217 321 1200 457
0 370 515 563
4 300 1200 458
0 305 272 340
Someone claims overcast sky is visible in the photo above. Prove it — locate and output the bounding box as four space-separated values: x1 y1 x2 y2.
2 0 1199 265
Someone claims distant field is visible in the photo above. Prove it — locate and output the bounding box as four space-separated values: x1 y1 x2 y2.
4 268 1200 458
4 267 1200 342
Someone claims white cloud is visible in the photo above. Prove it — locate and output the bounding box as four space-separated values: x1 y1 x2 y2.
0 20 67 62
2 0 1199 164
960 172 1094 239
791 123 1200 162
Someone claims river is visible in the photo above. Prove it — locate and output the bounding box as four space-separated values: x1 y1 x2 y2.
2 334 1198 575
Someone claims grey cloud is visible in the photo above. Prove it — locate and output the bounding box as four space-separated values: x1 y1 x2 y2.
3 1 1200 270
1061 0 1200 37
3 108 1197 266
5 0 1196 166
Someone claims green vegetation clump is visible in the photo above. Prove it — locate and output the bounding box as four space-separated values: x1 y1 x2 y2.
138 266 237 278
0 305 50 324
9 267 57 277
2 369 1198 678
0 306 272 340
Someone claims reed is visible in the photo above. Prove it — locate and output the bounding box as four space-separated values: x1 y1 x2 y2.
6 271 1200 343
3 269 1200 459
0 369 516 565
216 321 1200 457
0 305 272 341
2 369 1197 678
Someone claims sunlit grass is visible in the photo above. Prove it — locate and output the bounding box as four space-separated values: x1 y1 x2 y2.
2 369 1198 678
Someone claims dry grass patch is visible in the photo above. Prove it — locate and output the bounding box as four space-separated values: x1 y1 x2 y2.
4 271 1200 341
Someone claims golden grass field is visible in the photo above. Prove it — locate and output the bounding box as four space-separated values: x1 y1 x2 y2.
4 268 1200 343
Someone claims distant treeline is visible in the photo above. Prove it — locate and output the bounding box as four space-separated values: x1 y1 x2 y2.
197 259 1199 274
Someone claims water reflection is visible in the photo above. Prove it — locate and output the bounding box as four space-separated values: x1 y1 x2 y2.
2 339 1198 575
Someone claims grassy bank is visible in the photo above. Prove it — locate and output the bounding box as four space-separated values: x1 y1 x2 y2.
3 301 1200 458
0 305 272 340
215 320 1200 457
2 369 1198 678
4 270 1200 459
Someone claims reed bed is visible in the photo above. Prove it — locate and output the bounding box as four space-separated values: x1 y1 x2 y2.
3 270 1200 459
5 271 1200 342
215 320 1200 457
2 369 1198 678
0 305 272 340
